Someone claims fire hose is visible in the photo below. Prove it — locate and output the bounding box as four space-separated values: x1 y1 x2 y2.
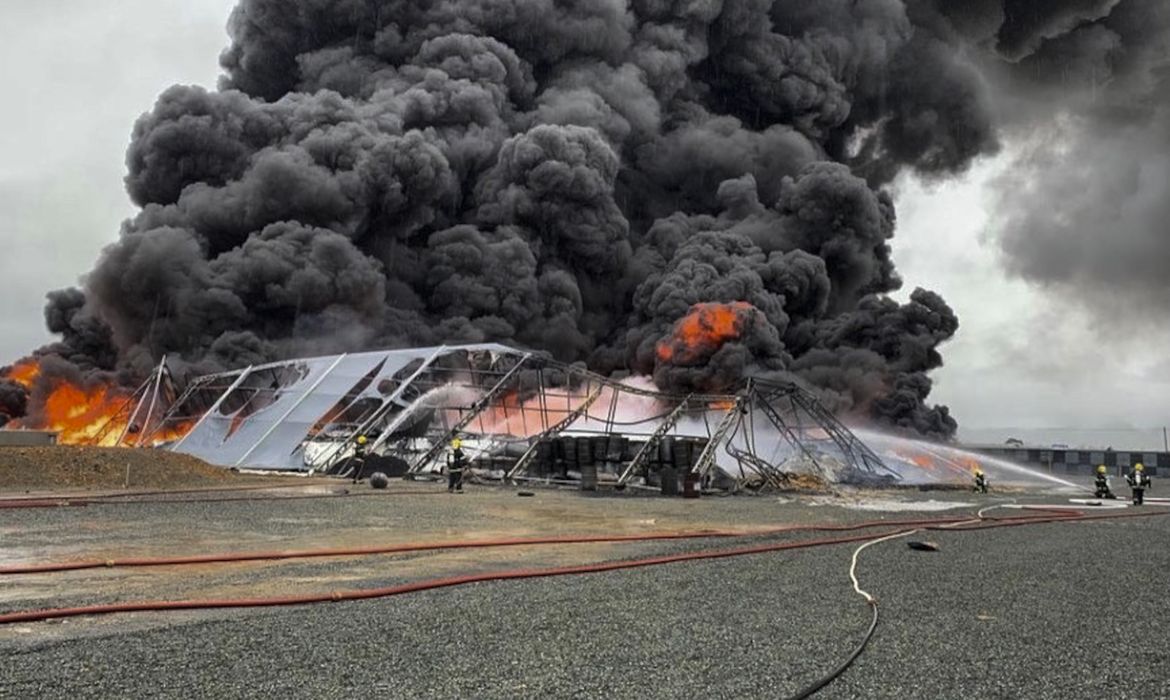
0 514 984 575
780 505 1170 699
781 503 1019 699
1 508 1155 582
0 529 908 626
0 482 323 503
0 487 447 510
783 529 913 700
2 507 1167 697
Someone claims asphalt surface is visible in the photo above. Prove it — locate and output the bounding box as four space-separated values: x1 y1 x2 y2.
2 483 1168 699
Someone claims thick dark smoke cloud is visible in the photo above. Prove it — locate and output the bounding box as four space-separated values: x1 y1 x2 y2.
923 0 1170 324
0 380 26 426
651 301 787 394
33 0 1114 439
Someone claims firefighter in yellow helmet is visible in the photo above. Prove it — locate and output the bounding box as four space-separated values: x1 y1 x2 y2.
1125 462 1151 505
350 435 370 483
1094 465 1115 499
446 437 467 493
973 466 988 494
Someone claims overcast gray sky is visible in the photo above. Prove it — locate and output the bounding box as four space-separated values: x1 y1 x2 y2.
1 1 1167 442
0 0 236 357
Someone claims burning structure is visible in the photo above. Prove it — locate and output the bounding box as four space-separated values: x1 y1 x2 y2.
3 0 986 443
98 344 898 490
73 342 1071 491
0 341 1074 491
7 0 1161 481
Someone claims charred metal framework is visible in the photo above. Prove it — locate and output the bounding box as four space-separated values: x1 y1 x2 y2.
728 379 901 487
89 357 179 447
129 344 898 489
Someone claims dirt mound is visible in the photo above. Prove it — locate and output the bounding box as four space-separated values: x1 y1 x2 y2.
0 446 236 492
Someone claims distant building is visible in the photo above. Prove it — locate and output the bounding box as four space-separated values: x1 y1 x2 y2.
964 444 1164 477
0 430 58 447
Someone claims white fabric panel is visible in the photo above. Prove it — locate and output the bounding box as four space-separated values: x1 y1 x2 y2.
172 344 520 470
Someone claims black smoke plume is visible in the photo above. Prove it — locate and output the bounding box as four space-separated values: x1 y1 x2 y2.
0 380 26 427
905 1 1170 326
32 0 1130 439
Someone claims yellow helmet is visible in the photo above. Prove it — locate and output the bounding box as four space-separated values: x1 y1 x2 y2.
451 437 463 450
974 468 984 476
356 435 368 445
1097 465 1107 474
1135 463 1144 471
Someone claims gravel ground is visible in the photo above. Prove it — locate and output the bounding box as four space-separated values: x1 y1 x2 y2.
2 483 1167 699
0 484 905 617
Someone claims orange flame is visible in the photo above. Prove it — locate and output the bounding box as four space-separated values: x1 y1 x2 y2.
911 453 937 471
1 359 191 446
657 302 754 365
145 418 198 446
29 379 192 447
5 359 40 388
960 456 983 474
890 447 985 481
36 380 134 445
887 449 937 472
473 389 581 438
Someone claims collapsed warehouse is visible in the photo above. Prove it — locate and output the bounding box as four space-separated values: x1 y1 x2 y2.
93 344 911 492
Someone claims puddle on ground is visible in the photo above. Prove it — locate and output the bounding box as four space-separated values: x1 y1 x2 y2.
809 497 976 512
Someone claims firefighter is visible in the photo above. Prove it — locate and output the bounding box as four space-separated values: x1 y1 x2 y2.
350 435 369 483
1094 465 1116 499
973 467 989 494
446 437 467 493
1125 463 1151 505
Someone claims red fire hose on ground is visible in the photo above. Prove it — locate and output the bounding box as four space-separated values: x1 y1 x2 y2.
0 514 987 575
2 508 1163 624
0 487 446 509
0 528 907 626
0 482 324 504
3 505 1166 697
780 505 1170 700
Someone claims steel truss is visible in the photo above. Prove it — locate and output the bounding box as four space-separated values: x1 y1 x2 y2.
406 354 533 474
616 395 694 485
718 379 902 487
89 357 176 447
691 397 745 482
505 385 604 482
136 343 904 488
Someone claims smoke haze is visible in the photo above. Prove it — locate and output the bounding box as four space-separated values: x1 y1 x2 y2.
985 1 1170 323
